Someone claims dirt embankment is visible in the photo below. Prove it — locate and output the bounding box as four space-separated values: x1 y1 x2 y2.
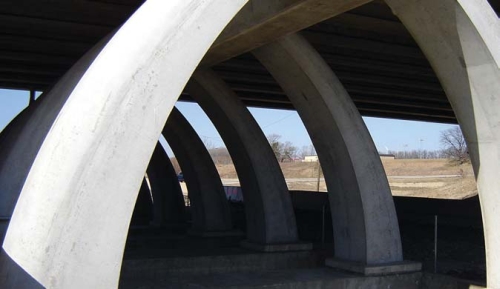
215 159 477 200
380 158 473 177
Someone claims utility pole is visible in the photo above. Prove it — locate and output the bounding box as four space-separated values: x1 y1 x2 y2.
316 159 322 192
419 138 424 159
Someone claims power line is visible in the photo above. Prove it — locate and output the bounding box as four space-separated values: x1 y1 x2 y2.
262 113 295 128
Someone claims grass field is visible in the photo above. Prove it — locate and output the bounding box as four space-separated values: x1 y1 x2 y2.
215 159 477 200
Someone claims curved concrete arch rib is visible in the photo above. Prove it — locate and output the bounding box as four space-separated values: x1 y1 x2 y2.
130 178 154 226
146 143 186 227
253 34 403 266
384 0 500 287
0 32 113 289
163 107 232 233
0 33 112 222
187 69 298 245
0 105 37 222
1 1 248 288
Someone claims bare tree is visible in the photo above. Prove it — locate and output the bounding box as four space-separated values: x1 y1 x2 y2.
282 141 298 162
208 147 233 165
267 133 283 161
386 149 446 159
300 144 316 158
440 126 469 164
266 134 299 162
201 136 215 150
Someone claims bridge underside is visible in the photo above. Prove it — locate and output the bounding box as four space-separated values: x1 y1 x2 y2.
3 0 499 123
0 0 500 289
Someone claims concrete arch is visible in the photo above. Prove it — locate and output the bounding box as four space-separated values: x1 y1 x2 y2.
0 33 112 289
0 105 35 236
146 143 186 227
0 34 111 222
130 179 154 226
383 0 500 287
1 1 248 288
163 107 232 233
187 70 298 246
254 34 404 267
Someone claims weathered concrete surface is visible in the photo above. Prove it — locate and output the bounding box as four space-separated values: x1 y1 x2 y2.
384 0 500 287
0 30 112 289
203 0 372 66
0 34 111 221
0 106 33 223
163 108 232 232
1 0 248 288
146 143 186 227
254 34 402 265
0 37 114 289
187 69 298 244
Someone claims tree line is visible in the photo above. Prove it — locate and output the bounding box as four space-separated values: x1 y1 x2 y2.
192 126 470 164
383 150 447 160
266 133 316 162
387 126 469 163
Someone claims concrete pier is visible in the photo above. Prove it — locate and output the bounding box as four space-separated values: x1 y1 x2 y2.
384 0 500 286
163 108 232 233
146 144 186 227
187 70 299 246
254 34 404 267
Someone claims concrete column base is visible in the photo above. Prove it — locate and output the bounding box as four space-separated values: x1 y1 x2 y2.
325 258 421 276
188 229 244 238
240 240 313 252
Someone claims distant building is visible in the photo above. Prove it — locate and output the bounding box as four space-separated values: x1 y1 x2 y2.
303 155 319 162
379 154 396 160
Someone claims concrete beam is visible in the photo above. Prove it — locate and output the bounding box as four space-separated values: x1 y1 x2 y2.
1 1 247 288
0 0 136 27
203 0 372 66
163 108 232 233
254 34 403 265
383 0 500 287
187 69 298 245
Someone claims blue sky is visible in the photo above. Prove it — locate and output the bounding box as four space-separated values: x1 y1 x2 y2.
0 88 456 155
175 102 455 154
0 89 29 131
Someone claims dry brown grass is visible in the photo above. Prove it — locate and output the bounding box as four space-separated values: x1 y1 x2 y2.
216 163 238 178
381 158 474 177
215 159 477 200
